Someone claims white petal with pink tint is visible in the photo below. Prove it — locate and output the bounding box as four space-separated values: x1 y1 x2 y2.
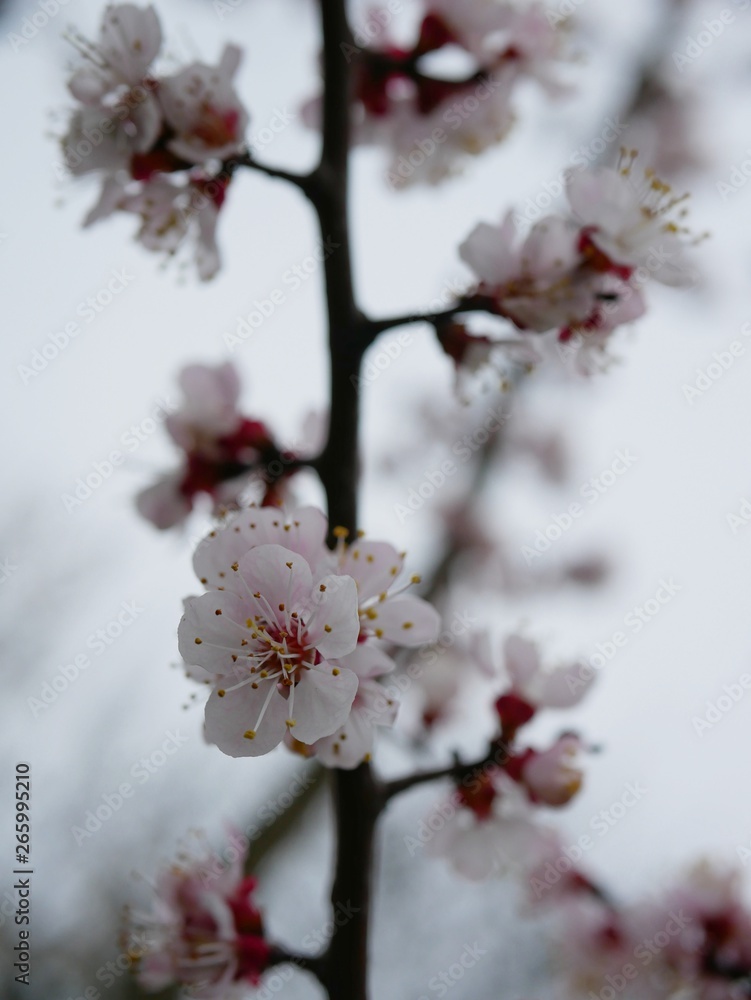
99 4 163 85
135 473 190 529
368 594 441 646
237 544 314 620
288 665 359 743
192 506 330 593
312 678 398 769
204 682 289 757
178 592 252 675
336 541 404 602
306 575 361 659
159 46 249 163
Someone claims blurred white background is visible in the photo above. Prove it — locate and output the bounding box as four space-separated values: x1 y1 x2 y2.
3 0 751 996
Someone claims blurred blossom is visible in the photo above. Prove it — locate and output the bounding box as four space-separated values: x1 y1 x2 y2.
62 4 249 278
127 832 270 998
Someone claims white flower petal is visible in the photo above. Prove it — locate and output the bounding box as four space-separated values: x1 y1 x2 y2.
313 679 398 769
135 473 190 529
338 541 403 603
204 682 288 757
503 634 540 692
178 592 251 675
368 594 440 646
337 643 396 679
307 575 361 659
237 544 314 619
100 4 163 84
287 665 358 743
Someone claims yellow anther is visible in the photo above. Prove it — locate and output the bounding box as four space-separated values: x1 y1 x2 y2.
332 667 340 676
231 562 239 572
324 624 333 633
286 561 293 569
217 689 226 698
402 621 414 630
194 638 203 645
333 526 349 538
411 574 421 584
243 730 256 740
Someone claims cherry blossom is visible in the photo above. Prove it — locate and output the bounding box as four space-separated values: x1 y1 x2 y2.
566 158 698 288
309 644 399 768
158 46 248 164
427 769 555 881
179 542 361 756
331 533 441 647
128 834 270 998
459 209 649 354
306 0 569 187
62 5 249 279
548 862 751 999
507 733 584 806
180 509 439 760
63 4 163 177
136 362 281 529
495 634 591 736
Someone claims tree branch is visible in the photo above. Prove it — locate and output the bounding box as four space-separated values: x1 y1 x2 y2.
231 150 315 192
306 4 379 1000
363 293 500 339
